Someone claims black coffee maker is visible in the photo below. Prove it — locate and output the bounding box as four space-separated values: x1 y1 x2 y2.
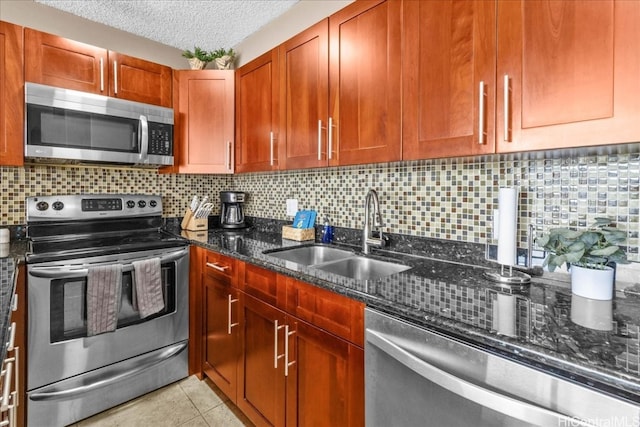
219 191 246 229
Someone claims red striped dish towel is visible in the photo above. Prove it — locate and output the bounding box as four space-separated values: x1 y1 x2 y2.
87 264 122 336
132 258 165 318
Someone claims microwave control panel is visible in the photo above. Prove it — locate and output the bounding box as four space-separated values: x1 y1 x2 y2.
148 123 173 156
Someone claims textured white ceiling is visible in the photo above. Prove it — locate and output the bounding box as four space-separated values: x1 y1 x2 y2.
33 0 299 51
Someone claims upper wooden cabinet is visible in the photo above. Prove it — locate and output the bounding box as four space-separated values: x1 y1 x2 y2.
0 21 24 166
402 0 497 159
496 0 640 152
235 49 281 173
24 28 172 107
279 20 329 170
172 70 234 174
328 0 402 166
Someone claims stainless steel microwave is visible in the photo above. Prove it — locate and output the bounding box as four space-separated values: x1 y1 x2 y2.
25 83 174 167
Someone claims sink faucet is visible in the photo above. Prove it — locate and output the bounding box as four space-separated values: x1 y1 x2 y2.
363 188 385 254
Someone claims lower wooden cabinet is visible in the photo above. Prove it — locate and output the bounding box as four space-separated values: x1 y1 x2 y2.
198 252 364 427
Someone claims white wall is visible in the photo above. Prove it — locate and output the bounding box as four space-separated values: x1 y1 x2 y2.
1 0 354 69
234 0 354 66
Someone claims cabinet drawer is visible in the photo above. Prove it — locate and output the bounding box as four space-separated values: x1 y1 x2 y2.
285 277 364 347
203 251 236 283
240 263 285 309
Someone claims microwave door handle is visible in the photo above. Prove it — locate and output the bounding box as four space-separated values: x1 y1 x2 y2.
139 115 149 164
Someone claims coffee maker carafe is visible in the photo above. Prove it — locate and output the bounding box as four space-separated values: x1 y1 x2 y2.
219 191 246 229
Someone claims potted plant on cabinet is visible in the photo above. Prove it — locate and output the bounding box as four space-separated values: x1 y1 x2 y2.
538 218 628 300
182 46 214 70
211 48 236 70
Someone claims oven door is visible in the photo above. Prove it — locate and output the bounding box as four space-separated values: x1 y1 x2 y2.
26 246 189 391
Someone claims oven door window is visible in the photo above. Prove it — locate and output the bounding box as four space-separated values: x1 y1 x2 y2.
49 262 176 342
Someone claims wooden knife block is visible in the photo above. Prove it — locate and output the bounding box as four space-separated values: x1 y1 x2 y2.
181 208 208 231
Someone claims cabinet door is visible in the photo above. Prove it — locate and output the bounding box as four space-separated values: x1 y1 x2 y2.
235 49 281 173
0 21 23 166
279 20 329 170
285 318 364 427
403 0 496 159
203 274 241 401
24 28 108 94
497 0 640 152
329 0 402 166
237 294 286 427
108 52 172 107
174 70 235 173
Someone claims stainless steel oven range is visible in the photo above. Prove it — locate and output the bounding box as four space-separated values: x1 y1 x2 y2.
24 194 189 427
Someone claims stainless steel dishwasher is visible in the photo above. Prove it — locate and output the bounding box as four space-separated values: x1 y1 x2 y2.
365 308 640 427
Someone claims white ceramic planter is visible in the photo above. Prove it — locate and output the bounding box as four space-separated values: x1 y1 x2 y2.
570 265 615 300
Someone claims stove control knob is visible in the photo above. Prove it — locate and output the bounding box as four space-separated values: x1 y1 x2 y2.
36 201 49 211
149 200 158 208
126 200 136 209
138 200 147 208
52 201 64 211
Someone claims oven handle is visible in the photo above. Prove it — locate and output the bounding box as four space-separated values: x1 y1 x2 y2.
28 247 188 279
29 341 187 401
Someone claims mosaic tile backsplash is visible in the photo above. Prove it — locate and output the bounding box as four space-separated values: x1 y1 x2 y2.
1 150 639 262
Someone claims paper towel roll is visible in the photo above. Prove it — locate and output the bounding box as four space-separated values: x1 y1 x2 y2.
496 187 518 266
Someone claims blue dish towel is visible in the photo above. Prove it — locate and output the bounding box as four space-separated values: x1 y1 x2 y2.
87 264 122 336
132 258 165 318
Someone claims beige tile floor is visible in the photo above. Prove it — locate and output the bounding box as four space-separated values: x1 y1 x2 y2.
72 376 253 427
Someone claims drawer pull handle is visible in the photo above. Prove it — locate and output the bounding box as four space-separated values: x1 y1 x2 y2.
274 320 286 369
478 81 486 145
284 325 296 377
206 262 229 272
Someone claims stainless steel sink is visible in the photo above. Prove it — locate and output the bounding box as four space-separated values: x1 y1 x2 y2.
313 256 411 280
264 245 354 266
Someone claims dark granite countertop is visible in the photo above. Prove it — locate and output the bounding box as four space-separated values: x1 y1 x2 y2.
168 221 640 405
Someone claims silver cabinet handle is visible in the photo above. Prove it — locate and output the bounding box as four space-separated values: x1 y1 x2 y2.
226 141 233 172
29 341 186 401
366 330 591 427
328 117 334 160
6 322 15 351
0 361 13 411
274 320 286 368
139 115 149 163
113 60 118 95
269 131 275 166
227 295 239 334
99 57 105 92
503 74 510 142
206 262 229 272
317 120 325 161
478 81 486 145
284 325 296 377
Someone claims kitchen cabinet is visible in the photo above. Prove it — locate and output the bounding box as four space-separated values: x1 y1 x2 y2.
24 28 172 107
235 49 281 173
172 70 235 174
202 251 240 400
328 0 402 166
279 20 329 170
402 0 496 159
197 249 364 427
0 21 24 166
496 0 640 152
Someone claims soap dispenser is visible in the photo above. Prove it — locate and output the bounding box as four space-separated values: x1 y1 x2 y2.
321 216 334 244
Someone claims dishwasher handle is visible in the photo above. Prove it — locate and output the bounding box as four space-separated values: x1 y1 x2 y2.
366 329 593 427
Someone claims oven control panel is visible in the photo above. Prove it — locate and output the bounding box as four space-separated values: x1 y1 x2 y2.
26 194 163 222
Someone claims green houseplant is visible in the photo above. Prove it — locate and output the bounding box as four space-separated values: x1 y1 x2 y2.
211 48 236 70
538 218 627 300
182 46 215 69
